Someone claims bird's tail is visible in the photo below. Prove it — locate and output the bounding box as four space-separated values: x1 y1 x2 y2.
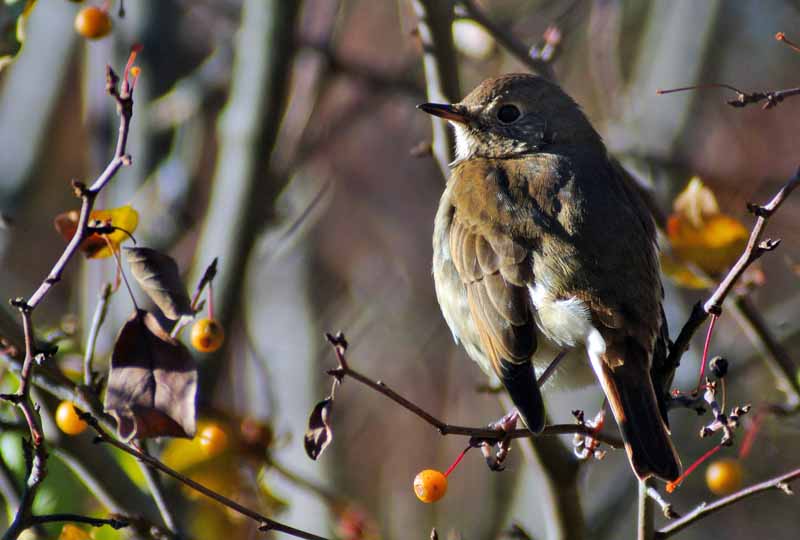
592 338 682 482
498 357 545 433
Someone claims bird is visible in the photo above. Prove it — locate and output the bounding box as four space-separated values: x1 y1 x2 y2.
419 73 681 481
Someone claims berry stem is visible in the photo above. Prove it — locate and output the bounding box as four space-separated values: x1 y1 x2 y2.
207 281 215 320
444 446 471 477
738 408 765 459
667 444 722 493
694 314 718 394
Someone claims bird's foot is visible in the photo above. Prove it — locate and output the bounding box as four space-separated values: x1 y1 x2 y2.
572 408 607 461
473 410 519 471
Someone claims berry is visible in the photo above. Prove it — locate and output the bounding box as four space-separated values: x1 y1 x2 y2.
709 356 729 378
55 401 88 435
413 469 447 503
705 458 744 495
74 6 112 40
190 318 225 353
198 423 229 456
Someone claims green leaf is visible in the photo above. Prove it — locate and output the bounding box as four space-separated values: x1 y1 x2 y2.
0 0 37 72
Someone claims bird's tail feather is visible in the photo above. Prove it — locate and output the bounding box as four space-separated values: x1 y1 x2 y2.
498 357 545 433
593 340 682 482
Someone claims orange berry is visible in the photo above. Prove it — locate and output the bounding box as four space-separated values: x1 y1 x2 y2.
198 423 229 456
74 6 112 40
413 469 447 503
705 458 744 495
190 318 225 353
55 401 88 435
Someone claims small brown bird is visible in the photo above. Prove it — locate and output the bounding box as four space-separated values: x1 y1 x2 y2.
420 73 681 481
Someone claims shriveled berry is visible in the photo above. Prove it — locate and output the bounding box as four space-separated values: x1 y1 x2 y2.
709 356 729 378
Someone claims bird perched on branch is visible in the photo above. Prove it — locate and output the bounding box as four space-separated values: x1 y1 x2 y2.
419 73 681 481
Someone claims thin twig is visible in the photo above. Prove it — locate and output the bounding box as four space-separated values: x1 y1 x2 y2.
28 513 129 529
457 0 556 80
86 417 331 540
1 59 137 540
667 167 800 368
170 257 218 338
324 333 622 448
51 448 124 515
637 478 656 540
411 0 461 178
655 467 800 538
731 295 800 406
83 283 113 387
138 440 179 535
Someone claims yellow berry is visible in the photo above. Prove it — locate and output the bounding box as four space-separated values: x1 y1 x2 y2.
705 458 744 495
74 6 112 40
413 469 447 503
55 401 88 435
190 318 225 353
198 423 229 456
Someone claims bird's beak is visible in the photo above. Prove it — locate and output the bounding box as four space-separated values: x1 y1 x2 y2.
417 103 470 124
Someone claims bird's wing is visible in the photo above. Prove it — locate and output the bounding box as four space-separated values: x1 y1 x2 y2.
448 160 544 431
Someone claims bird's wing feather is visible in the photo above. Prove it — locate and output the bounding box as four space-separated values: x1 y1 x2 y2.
448 162 538 373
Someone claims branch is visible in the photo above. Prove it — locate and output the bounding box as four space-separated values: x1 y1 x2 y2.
138 440 179 535
655 467 800 538
1 60 137 540
411 0 461 178
85 417 331 540
28 513 129 529
456 0 556 80
667 167 800 368
730 295 800 408
83 283 112 387
657 83 800 110
637 479 656 540
324 333 622 448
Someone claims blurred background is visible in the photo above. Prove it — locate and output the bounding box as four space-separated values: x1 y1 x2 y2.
0 1 799 539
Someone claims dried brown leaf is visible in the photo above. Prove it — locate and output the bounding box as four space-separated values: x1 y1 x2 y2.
105 310 197 440
125 247 192 320
304 397 333 460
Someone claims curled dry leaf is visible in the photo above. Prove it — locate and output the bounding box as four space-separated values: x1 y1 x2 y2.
125 247 192 320
663 177 749 286
304 397 333 460
105 310 197 441
54 204 138 259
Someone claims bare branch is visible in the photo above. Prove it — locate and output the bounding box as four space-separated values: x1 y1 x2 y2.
457 1 556 80
324 333 623 448
86 416 331 540
412 0 461 178
83 283 112 387
1 59 137 540
655 467 800 538
29 513 129 529
668 167 800 368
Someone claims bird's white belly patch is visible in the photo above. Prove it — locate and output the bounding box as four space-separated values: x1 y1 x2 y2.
528 283 593 348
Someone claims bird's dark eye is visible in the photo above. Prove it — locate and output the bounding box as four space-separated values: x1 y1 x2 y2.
497 104 521 124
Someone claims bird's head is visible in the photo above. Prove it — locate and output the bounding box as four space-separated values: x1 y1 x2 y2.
419 73 603 163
